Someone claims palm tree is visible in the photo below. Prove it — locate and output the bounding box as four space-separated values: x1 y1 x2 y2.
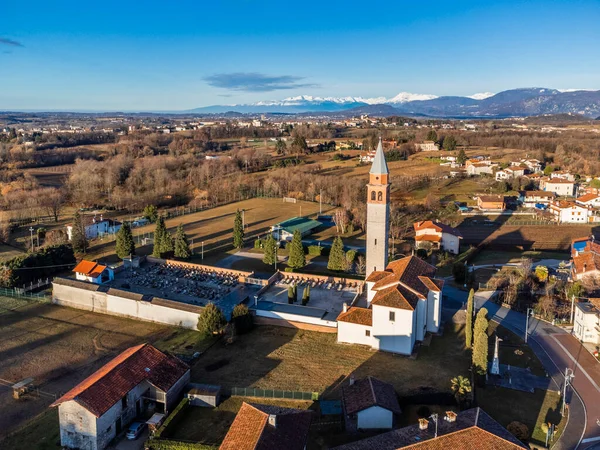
450 375 472 407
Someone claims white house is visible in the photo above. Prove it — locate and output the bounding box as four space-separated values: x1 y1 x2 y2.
549 201 591 223
66 217 122 241
576 193 600 208
337 256 443 356
495 166 526 181
573 300 600 345
73 260 114 284
541 177 576 197
413 220 462 254
550 171 576 182
417 141 440 152
522 191 556 208
51 344 190 450
341 376 401 431
466 160 497 176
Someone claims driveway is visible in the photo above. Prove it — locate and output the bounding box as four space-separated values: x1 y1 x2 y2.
475 293 600 450
110 428 149 450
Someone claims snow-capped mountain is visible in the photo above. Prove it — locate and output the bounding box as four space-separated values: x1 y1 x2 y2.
187 88 600 117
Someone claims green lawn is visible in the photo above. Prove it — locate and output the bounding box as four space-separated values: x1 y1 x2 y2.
488 322 547 377
0 409 60 450
152 328 218 358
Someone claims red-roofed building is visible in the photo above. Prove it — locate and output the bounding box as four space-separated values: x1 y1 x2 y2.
73 260 114 284
342 376 401 431
413 221 462 254
51 344 190 450
337 256 443 355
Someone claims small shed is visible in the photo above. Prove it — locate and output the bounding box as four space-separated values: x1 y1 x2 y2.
186 384 221 407
123 255 141 269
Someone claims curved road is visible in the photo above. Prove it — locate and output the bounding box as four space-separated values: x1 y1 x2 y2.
444 286 600 449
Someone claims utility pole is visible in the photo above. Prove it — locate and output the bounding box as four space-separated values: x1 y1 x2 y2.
561 368 575 416
274 244 278 271
319 189 322 215
242 209 245 229
525 307 533 343
570 295 575 324
202 241 204 260
191 238 194 255
29 227 34 252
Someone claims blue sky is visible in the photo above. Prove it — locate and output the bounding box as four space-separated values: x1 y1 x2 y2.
1 0 599 111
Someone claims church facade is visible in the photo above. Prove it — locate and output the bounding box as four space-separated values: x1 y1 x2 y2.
337 139 444 355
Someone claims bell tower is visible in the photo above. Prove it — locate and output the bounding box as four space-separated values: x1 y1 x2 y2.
366 137 390 277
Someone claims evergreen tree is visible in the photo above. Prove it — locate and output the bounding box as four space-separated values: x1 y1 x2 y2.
426 130 438 142
472 308 489 375
443 135 457 151
143 205 159 223
456 149 468 165
173 223 191 260
231 304 253 334
302 285 310 306
152 216 170 257
288 285 294 304
233 209 244 249
465 288 475 348
115 222 135 259
263 234 277 266
287 230 306 269
328 236 346 271
71 212 88 254
197 303 226 336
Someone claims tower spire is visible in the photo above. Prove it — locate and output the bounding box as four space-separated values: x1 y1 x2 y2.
369 137 388 175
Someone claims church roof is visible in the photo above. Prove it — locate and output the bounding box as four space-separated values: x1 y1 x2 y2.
369 137 389 175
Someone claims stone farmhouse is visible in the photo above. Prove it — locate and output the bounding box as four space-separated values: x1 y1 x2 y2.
51 344 189 450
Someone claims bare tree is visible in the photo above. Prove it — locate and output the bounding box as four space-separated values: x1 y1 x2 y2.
333 209 349 234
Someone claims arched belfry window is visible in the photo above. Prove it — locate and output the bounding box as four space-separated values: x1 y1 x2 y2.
378 191 383 201
371 191 376 201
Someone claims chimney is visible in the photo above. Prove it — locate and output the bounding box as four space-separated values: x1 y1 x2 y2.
343 303 348 313
268 414 277 428
445 411 457 423
418 418 429 430
349 374 355 386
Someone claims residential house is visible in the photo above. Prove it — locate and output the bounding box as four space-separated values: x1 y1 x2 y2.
521 191 556 209
540 177 576 197
342 376 401 431
551 171 576 182
331 407 526 450
51 344 190 450
466 160 497 176
576 193 600 208
549 201 591 223
413 220 462 254
66 217 122 241
476 195 505 211
360 150 376 163
573 299 600 345
572 240 600 280
220 402 312 450
337 256 443 356
495 166 525 181
513 159 542 172
270 217 322 241
73 260 114 284
417 141 439 152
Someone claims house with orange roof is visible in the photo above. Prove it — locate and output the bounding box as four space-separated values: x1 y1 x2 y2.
540 176 576 197
413 220 462 254
50 344 190 450
73 260 114 284
337 255 443 355
549 200 591 223
576 192 600 208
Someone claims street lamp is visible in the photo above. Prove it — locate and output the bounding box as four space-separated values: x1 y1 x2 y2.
561 368 575 416
463 262 468 288
429 413 438 438
29 227 34 252
525 308 533 344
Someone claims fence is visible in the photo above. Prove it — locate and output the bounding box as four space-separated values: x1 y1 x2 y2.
230 387 318 401
19 278 52 293
0 287 51 303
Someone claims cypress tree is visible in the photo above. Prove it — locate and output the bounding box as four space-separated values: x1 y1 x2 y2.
115 222 135 259
263 234 277 266
71 212 88 254
472 308 489 375
173 223 191 260
152 216 168 257
327 236 346 271
288 285 294 304
197 303 226 336
233 209 244 249
287 230 306 269
466 288 475 348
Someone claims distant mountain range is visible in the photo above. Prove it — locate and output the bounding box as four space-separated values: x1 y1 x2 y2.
187 88 600 118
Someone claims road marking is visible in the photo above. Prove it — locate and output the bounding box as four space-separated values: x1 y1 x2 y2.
550 335 600 393
582 436 600 444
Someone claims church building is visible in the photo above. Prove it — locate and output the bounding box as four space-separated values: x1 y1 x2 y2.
337 138 444 355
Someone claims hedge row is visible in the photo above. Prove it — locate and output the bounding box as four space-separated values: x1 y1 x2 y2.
0 244 75 288
146 440 217 450
154 398 189 439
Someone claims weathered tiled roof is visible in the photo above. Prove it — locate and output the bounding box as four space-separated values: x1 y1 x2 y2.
342 376 401 415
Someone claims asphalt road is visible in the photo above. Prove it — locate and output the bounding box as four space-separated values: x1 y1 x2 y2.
472 292 600 450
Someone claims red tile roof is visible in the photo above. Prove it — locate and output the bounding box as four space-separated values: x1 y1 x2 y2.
371 285 419 310
342 376 401 415
414 234 442 243
402 426 525 449
73 260 107 278
51 344 189 417
366 270 392 283
220 402 312 450
577 193 600 203
414 221 462 238
337 307 373 326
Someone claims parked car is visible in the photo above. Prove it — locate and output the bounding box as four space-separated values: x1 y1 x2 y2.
126 422 146 440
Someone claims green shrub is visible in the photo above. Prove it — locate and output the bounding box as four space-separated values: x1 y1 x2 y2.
284 267 295 273
416 248 428 259
146 441 217 450
154 398 189 439
231 304 253 334
0 244 75 288
307 245 324 256
197 303 226 336
254 239 262 249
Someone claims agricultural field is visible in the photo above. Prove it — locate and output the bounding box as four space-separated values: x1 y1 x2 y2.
0 296 182 442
